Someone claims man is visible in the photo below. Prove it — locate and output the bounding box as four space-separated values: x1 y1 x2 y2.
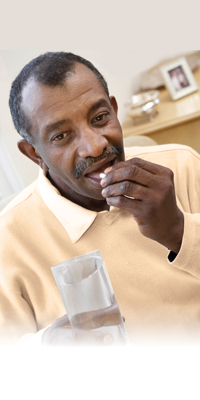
1 51 200 345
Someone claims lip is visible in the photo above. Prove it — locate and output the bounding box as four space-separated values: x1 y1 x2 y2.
83 154 116 176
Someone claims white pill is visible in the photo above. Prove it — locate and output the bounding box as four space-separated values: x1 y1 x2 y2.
100 173 106 178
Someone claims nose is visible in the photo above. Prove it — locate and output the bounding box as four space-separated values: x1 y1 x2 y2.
77 128 109 158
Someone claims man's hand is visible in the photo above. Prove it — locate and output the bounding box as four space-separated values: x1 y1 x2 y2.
101 157 184 254
42 303 122 346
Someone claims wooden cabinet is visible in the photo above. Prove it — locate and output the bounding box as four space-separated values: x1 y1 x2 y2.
122 68 200 153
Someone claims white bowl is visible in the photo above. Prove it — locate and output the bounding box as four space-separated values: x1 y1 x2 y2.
127 90 160 120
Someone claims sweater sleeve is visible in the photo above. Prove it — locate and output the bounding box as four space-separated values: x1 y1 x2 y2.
0 269 54 345
0 283 38 345
127 145 200 280
168 212 200 279
168 146 200 278
0 188 65 346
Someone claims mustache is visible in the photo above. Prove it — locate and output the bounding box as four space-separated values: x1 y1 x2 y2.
74 145 123 179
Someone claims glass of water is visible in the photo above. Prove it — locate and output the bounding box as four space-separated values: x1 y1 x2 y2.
51 250 129 345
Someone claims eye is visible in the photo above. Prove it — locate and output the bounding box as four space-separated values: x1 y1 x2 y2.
52 132 69 141
92 112 109 123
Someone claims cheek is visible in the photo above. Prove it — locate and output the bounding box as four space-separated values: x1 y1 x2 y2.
44 147 71 169
107 121 124 152
48 152 77 183
107 119 122 138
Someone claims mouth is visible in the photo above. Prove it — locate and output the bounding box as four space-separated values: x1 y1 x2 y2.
83 155 116 187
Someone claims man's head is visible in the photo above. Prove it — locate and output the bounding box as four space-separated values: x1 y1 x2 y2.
9 52 125 211
9 52 110 146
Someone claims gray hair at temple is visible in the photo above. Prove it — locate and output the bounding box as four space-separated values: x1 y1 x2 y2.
9 52 110 145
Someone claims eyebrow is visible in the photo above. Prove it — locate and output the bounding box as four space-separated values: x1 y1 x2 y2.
44 98 110 135
89 98 110 112
44 119 68 136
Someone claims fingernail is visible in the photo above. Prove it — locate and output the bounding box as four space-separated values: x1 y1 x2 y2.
100 178 106 187
104 166 112 174
101 189 106 197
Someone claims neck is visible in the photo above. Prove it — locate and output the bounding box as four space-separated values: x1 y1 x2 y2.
46 171 109 212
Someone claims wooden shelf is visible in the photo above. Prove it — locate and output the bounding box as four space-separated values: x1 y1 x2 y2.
122 68 200 153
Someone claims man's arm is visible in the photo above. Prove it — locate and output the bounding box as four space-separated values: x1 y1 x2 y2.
100 157 184 254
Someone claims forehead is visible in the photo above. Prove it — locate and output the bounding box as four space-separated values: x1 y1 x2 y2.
21 63 108 122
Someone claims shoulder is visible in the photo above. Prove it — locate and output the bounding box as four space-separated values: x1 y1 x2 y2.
0 180 39 221
124 143 200 168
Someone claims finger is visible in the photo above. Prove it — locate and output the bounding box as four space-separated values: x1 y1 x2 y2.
101 163 155 189
71 302 122 330
106 195 143 216
101 180 149 200
102 158 173 189
50 314 72 329
43 325 114 346
105 157 169 176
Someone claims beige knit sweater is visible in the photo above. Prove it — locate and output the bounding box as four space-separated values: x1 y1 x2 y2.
1 144 200 345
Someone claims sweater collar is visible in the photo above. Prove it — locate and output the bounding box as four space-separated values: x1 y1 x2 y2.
37 148 133 243
38 169 108 243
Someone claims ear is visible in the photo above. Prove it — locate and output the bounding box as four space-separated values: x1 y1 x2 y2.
109 96 118 115
17 139 49 171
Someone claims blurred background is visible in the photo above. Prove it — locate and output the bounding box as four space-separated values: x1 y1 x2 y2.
0 0 199 207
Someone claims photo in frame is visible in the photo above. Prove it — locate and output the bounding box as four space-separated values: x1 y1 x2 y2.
160 57 198 100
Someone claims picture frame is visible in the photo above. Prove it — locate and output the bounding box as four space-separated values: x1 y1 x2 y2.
160 57 198 100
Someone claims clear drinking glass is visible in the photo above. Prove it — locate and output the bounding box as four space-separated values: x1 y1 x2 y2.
51 250 129 345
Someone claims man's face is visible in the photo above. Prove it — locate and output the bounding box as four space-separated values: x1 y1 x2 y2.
21 63 125 208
